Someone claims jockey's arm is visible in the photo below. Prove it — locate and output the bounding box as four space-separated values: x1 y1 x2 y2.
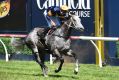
46 14 56 27
47 10 52 16
50 19 56 27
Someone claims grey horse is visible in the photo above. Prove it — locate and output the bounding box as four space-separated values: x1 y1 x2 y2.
16 14 84 77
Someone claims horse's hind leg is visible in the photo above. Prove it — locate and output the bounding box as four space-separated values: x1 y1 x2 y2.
32 47 48 77
39 50 48 77
54 49 64 73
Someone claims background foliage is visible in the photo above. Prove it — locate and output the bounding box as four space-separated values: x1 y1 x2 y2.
0 38 32 55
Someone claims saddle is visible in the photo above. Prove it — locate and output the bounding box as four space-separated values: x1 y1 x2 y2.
37 27 56 39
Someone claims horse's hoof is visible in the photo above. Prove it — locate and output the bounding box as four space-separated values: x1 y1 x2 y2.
74 70 78 75
45 67 48 73
44 74 48 77
55 69 59 73
43 67 48 77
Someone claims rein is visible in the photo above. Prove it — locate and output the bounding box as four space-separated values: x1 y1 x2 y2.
63 17 74 28
52 17 74 39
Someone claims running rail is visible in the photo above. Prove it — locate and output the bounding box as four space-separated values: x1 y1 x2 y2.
0 39 9 62
70 36 119 68
90 40 102 67
70 36 119 41
0 34 27 62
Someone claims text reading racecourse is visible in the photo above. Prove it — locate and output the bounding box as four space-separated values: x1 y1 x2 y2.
37 0 91 17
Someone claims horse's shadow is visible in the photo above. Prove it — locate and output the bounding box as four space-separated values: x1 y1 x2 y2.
4 66 78 79
34 74 79 79
9 71 79 79
49 74 78 79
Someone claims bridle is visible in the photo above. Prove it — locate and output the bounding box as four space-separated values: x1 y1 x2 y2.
50 16 77 39
63 16 76 29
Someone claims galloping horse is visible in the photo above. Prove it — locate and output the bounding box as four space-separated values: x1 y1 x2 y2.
19 14 84 77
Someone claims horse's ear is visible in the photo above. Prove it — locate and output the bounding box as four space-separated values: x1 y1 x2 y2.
68 12 75 19
67 14 72 20
69 12 75 15
68 14 71 17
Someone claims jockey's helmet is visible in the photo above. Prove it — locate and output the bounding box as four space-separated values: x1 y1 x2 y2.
60 5 69 13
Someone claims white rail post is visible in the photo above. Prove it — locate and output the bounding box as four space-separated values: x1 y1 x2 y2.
50 54 53 65
90 40 102 67
0 38 9 62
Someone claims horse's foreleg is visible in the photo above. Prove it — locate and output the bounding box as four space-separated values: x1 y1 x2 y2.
33 47 48 77
67 49 79 74
72 52 79 75
74 59 79 74
54 49 64 73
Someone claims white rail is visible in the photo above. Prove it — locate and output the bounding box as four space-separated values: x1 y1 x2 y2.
0 34 27 62
70 36 119 68
70 36 119 41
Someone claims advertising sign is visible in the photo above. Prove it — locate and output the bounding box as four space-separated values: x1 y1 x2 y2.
0 0 94 35
0 0 10 18
33 0 94 35
0 0 27 34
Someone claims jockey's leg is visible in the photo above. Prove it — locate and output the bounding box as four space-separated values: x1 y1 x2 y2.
47 26 57 35
47 16 60 35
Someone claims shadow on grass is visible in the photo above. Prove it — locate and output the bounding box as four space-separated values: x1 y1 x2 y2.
0 70 42 77
33 73 79 79
11 72 78 79
48 74 79 79
2 69 79 79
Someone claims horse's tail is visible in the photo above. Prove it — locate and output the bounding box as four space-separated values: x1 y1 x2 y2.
10 37 25 50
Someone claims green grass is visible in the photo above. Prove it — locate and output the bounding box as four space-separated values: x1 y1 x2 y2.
0 60 119 80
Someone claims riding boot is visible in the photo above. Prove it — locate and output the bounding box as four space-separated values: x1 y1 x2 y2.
45 26 56 45
48 26 56 35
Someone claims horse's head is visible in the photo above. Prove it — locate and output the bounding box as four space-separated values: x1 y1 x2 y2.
68 14 84 32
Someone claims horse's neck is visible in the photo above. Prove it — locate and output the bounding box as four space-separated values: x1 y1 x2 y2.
60 21 72 38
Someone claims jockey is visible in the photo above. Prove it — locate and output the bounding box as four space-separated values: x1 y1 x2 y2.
44 5 69 34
